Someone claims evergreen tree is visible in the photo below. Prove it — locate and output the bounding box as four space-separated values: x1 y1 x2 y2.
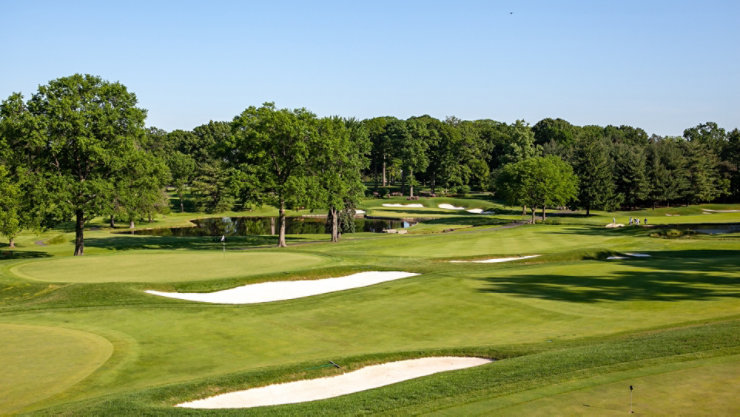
573 132 617 215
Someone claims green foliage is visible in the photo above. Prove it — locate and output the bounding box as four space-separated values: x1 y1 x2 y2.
113 151 171 225
532 117 577 147
0 165 20 245
573 131 618 213
496 156 579 222
312 116 370 241
684 141 729 203
231 103 318 246
3 74 148 255
612 142 649 209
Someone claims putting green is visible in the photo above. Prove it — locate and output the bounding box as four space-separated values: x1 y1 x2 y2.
11 251 328 283
0 324 113 415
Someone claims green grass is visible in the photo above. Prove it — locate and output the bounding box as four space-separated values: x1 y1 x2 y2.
472 354 740 416
11 251 330 283
0 324 113 415
0 201 738 415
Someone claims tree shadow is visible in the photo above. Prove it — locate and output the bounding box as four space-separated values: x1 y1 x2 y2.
0 250 52 260
479 250 740 303
83 234 317 251
421 217 511 226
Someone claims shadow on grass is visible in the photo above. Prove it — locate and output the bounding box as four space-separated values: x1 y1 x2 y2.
480 250 740 303
421 216 511 226
0 250 52 260
83 234 318 251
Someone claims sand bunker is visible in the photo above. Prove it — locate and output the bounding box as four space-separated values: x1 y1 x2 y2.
701 208 740 213
605 223 625 228
177 356 491 409
355 209 366 214
608 253 651 260
382 203 424 208
146 271 419 304
450 255 540 263
438 205 490 214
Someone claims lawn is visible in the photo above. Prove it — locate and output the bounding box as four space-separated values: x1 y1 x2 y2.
0 199 737 415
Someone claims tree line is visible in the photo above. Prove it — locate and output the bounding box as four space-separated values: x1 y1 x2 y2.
1 75 738 255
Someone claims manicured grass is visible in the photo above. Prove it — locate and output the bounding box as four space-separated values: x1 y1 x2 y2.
11 251 330 283
0 324 112 415
480 354 740 416
0 203 737 415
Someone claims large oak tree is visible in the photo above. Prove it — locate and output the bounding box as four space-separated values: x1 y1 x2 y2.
26 74 147 255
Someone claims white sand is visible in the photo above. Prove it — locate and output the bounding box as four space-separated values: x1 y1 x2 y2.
605 223 624 228
146 271 419 304
382 203 424 208
702 208 740 213
466 208 483 214
607 256 628 260
177 357 492 409
438 203 465 210
355 209 366 214
450 255 540 263
625 253 651 257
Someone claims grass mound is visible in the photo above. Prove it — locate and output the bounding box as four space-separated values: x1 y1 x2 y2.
11 251 328 283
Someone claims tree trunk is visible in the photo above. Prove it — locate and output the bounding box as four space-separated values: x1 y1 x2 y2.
330 207 339 242
270 217 276 235
148 213 153 223
129 219 135 229
109 215 115 228
542 205 546 221
586 203 591 216
382 157 387 187
179 191 185 213
409 168 414 197
431 173 436 195
74 210 85 256
8 237 15 249
277 200 287 248
522 205 526 216
531 207 536 224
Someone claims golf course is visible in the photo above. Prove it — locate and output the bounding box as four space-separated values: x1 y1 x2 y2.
0 199 738 415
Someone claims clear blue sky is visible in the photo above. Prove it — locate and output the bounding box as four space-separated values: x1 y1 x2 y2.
2 0 738 136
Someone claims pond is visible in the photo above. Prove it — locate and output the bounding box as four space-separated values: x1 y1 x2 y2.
126 216 417 237
692 223 740 235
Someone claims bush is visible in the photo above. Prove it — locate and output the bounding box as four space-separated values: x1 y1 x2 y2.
454 185 471 196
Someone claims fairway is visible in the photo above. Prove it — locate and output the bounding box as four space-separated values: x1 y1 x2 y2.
0 324 113 415
11 251 329 283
